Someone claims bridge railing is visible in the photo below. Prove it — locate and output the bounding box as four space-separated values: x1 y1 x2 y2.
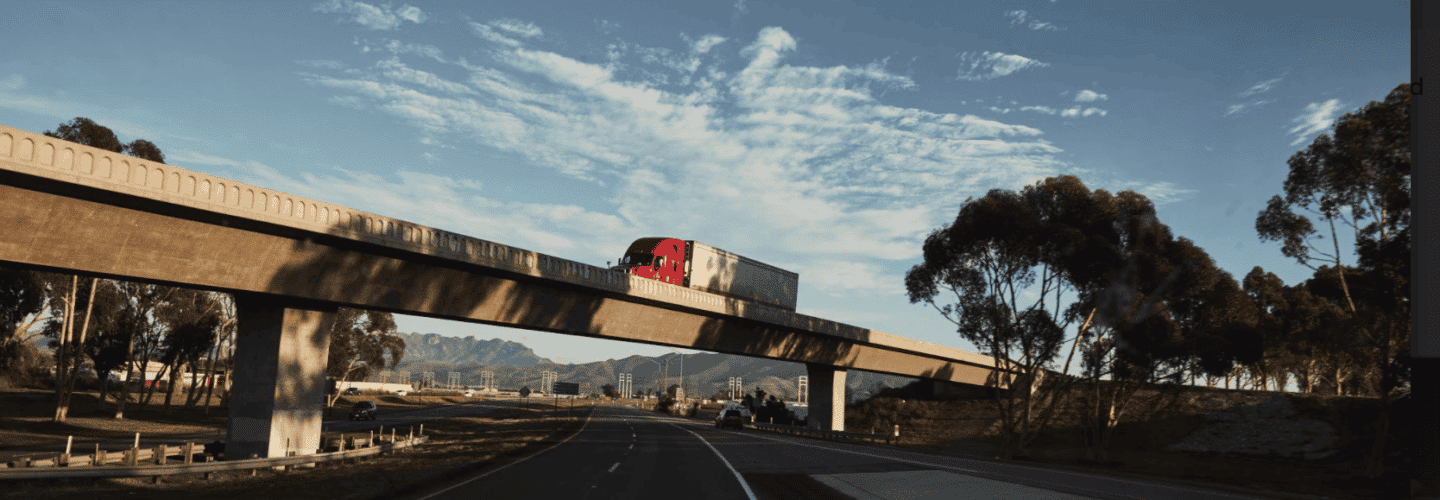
0 434 428 481
749 421 901 445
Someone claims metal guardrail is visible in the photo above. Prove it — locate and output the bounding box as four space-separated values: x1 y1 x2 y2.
750 422 900 445
0 435 428 481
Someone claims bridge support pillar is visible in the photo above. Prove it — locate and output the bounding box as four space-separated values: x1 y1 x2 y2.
226 294 336 467
805 363 846 432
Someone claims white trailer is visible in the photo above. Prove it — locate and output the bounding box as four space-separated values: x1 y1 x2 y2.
684 240 799 312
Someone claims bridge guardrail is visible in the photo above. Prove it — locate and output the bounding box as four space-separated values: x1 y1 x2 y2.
0 434 428 481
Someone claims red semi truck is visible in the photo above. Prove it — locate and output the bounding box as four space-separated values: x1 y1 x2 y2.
616 238 799 312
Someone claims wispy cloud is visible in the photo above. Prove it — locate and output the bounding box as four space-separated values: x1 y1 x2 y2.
491 18 543 39
0 74 26 91
595 19 621 34
313 0 427 30
287 23 1187 296
1224 74 1285 117
1003 10 1063 31
471 23 522 47
956 51 1050 81
732 0 749 24
1019 105 1106 117
1239 76 1284 97
1288 99 1346 146
1223 98 1275 117
802 260 906 297
1074 89 1107 102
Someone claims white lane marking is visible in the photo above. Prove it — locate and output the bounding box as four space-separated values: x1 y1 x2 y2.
608 462 620 473
673 424 759 500
412 407 596 500
740 432 1259 500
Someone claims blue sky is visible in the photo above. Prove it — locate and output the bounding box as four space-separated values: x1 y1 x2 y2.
0 1 1408 377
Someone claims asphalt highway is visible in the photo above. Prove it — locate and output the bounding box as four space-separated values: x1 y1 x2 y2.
406 403 1327 500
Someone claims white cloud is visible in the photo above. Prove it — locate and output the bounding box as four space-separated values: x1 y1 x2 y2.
733 0 749 23
1223 98 1275 117
1021 105 1056 115
1003 10 1063 31
491 18 543 38
1081 107 1107 117
0 74 23 91
1239 76 1284 97
1074 89 1107 102
690 34 727 54
1288 98 1346 146
297 60 345 70
988 107 1012 114
802 260 905 297
595 19 621 33
313 0 427 30
956 51 1050 81
471 23 521 47
1060 107 1079 118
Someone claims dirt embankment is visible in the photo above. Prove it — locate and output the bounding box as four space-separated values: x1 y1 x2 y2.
845 384 1416 499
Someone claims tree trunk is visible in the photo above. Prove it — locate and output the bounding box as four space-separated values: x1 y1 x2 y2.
163 360 182 413
52 277 76 423
140 362 170 409
113 338 137 420
58 278 98 421
200 327 229 413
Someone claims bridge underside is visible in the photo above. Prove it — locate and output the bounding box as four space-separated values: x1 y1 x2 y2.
0 174 1021 452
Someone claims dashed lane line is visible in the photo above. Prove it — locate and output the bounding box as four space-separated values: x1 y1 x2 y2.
411 406 597 500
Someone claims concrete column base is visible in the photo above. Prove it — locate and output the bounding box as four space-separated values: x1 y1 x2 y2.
806 363 846 432
226 294 336 462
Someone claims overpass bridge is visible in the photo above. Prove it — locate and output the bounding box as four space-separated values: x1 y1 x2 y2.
0 123 1044 463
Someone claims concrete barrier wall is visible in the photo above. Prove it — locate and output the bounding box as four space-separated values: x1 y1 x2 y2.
0 124 1023 377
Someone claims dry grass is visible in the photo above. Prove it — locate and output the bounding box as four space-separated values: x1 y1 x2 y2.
0 388 498 451
1 400 595 500
843 384 1416 499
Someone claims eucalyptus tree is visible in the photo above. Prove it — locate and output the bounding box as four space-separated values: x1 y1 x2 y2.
155 288 223 413
43 117 166 163
906 184 1072 458
112 283 175 419
324 308 406 408
908 175 1268 461
0 267 50 384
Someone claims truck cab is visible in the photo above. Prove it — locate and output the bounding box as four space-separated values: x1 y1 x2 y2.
619 237 686 285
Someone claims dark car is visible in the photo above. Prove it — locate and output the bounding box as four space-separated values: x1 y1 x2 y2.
718 409 745 430
343 387 361 395
348 401 377 421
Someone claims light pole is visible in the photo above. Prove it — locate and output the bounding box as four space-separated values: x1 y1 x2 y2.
642 358 665 399
666 349 700 402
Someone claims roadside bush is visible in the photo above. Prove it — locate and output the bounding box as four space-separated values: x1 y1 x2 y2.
655 393 677 414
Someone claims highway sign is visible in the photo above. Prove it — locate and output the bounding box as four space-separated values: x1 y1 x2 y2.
552 382 579 396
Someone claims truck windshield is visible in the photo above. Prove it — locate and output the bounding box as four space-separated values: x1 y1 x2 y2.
622 253 654 267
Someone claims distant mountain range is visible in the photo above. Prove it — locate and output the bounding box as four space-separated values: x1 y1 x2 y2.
387 332 920 402
390 332 553 367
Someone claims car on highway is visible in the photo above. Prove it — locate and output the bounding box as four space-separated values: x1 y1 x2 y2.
343 387 361 395
394 390 408 396
348 401 378 421
463 390 475 397
717 409 746 430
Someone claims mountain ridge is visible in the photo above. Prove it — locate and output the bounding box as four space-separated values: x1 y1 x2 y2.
388 332 921 402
